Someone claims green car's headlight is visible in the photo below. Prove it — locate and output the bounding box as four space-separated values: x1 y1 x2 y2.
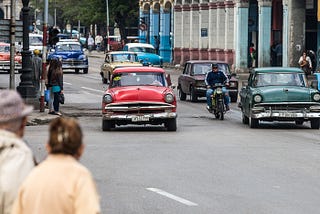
253 94 262 103
313 93 320 101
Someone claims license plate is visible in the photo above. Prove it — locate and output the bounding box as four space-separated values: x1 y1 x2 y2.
132 115 149 122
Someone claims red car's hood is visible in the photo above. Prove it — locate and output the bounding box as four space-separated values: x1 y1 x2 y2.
109 86 170 102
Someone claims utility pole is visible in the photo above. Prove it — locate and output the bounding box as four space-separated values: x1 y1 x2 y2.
9 0 16 89
106 0 110 52
40 0 48 112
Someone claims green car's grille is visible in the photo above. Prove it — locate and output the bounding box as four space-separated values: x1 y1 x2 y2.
255 102 319 111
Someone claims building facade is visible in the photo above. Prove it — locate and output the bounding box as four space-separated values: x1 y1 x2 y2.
0 0 23 19
139 0 318 72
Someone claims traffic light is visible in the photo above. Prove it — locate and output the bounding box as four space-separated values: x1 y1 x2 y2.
48 27 59 46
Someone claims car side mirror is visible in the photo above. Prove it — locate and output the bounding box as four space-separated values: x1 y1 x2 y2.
310 80 318 90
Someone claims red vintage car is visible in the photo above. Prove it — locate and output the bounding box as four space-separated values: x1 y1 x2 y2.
102 66 177 131
0 42 22 72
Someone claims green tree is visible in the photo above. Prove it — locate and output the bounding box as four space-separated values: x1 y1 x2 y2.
30 0 139 39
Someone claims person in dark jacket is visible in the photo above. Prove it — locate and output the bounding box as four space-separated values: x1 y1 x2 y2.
47 59 63 116
205 64 230 111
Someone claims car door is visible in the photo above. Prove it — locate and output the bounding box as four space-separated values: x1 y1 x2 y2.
180 63 191 94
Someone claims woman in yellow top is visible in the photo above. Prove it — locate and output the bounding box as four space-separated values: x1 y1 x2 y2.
12 117 101 214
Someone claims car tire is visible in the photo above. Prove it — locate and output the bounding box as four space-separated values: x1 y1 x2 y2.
310 119 320 129
75 68 80 74
231 95 238 103
178 88 186 101
83 68 88 74
166 118 177 131
249 117 259 128
190 87 198 102
242 112 249 124
102 120 115 131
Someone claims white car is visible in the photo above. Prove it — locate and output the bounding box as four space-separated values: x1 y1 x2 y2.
29 33 43 54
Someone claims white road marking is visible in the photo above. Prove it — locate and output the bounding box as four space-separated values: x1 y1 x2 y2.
81 86 105 93
64 82 72 85
146 188 198 206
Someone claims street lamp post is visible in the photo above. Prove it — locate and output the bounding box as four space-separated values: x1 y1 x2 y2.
17 0 38 107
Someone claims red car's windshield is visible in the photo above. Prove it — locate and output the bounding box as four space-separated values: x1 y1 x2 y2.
111 72 165 87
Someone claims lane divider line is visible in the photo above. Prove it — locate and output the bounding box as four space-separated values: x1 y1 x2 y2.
146 187 198 206
81 86 105 93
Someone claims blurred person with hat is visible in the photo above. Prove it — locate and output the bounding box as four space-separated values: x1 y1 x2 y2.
31 49 42 94
0 89 35 214
12 117 101 214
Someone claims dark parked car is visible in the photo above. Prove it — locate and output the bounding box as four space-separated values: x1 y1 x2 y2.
238 67 320 129
177 60 238 102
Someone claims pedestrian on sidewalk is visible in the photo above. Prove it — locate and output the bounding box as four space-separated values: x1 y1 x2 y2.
31 49 42 94
0 89 35 214
47 59 63 116
12 117 101 214
249 42 256 68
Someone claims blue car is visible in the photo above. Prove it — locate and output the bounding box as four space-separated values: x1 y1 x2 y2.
47 39 89 74
123 43 163 67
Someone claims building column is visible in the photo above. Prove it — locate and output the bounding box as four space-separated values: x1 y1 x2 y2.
224 1 235 65
282 0 289 67
208 3 218 60
199 3 209 60
258 0 272 67
181 4 191 64
235 0 249 71
190 4 200 60
173 5 182 65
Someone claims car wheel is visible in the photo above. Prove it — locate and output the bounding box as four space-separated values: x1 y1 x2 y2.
310 119 320 129
83 68 88 74
178 88 186 101
165 118 177 131
249 117 259 128
295 120 304 125
190 87 198 102
230 95 238 103
102 120 115 131
242 112 249 124
75 68 80 74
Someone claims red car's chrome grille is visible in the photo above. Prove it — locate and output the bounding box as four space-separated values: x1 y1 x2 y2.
104 102 176 113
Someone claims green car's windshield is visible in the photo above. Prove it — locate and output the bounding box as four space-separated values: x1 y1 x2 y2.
253 73 307 87
111 72 165 87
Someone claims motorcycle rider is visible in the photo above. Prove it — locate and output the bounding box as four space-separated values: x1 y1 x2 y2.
205 64 230 112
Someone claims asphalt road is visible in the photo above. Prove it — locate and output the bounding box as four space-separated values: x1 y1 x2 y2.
1 52 320 214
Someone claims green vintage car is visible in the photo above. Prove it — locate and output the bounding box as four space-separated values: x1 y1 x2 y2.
238 67 320 129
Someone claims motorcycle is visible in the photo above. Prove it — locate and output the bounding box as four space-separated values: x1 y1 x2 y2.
210 83 225 120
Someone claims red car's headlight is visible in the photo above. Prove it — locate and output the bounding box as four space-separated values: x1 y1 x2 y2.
103 94 113 103
164 93 174 103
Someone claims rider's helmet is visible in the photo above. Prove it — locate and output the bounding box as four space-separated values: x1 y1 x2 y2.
212 64 218 70
33 49 40 55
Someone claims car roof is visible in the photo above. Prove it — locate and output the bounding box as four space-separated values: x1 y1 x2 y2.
252 67 303 73
125 43 155 49
29 33 43 37
107 51 137 55
185 60 228 64
0 42 9 46
113 66 165 74
56 40 81 45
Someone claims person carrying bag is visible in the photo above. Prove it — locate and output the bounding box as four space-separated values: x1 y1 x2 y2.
48 59 64 116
